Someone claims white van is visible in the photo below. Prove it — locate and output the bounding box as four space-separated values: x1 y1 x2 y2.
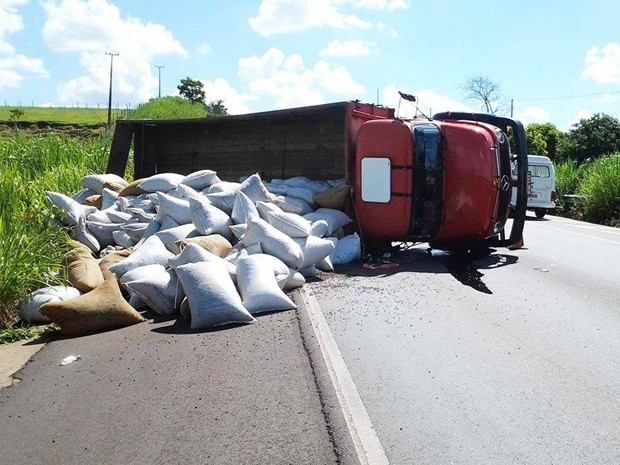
512 155 556 218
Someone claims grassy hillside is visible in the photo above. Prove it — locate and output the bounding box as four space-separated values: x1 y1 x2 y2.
0 106 125 125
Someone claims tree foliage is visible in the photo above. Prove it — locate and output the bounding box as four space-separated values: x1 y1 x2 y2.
206 99 228 117
177 76 206 104
525 123 564 160
461 75 507 115
558 113 620 163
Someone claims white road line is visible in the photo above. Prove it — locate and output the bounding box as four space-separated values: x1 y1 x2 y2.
298 289 390 465
545 226 620 246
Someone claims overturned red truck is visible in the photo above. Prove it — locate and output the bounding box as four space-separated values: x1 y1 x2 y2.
107 101 527 251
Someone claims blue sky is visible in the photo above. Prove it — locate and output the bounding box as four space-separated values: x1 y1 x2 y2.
2 0 619 130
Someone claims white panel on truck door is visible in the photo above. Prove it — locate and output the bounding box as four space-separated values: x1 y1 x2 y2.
361 157 391 203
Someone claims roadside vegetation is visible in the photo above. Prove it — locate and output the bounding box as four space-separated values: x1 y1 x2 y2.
0 106 113 125
0 134 111 333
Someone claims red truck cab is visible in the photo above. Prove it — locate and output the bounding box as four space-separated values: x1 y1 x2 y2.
354 112 528 251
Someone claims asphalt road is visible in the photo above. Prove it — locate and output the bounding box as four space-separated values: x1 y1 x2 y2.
0 310 338 465
308 214 620 465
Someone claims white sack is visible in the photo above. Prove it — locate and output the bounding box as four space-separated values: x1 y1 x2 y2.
18 286 81 323
256 201 283 221
176 262 255 329
189 195 232 237
303 208 352 236
239 173 275 204
273 196 314 216
72 216 100 253
156 223 199 254
236 255 296 314
81 173 128 194
294 235 336 269
124 268 181 316
113 230 136 249
332 233 362 265
267 211 312 238
108 235 174 277
181 169 221 190
242 217 304 269
101 188 119 210
231 191 259 225
156 192 192 225
310 219 329 238
138 173 184 193
46 191 96 226
169 242 237 283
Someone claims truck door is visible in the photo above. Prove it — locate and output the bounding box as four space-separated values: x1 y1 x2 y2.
354 119 414 240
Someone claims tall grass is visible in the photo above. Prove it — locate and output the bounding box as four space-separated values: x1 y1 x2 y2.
579 153 620 226
126 96 207 120
0 134 111 327
554 159 588 216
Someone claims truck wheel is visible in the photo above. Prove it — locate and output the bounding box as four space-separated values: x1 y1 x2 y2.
535 209 546 219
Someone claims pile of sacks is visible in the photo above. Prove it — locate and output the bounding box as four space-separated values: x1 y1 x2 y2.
19 171 362 336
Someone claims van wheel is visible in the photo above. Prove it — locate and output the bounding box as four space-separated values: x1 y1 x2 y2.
535 209 546 219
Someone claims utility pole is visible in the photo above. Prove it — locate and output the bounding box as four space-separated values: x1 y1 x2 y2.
155 65 164 98
105 51 119 129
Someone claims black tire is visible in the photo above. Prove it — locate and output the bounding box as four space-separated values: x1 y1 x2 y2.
535 209 546 219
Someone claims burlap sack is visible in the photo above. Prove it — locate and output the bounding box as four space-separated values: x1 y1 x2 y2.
119 178 146 197
313 185 349 211
99 249 133 280
40 276 146 336
63 243 105 293
176 234 232 258
103 180 127 194
84 194 103 209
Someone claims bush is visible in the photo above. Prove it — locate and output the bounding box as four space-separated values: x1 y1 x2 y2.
579 153 620 226
126 96 207 120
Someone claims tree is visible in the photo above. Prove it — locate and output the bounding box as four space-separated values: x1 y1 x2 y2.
525 123 565 160
558 113 620 163
177 77 206 104
206 99 228 116
461 75 507 115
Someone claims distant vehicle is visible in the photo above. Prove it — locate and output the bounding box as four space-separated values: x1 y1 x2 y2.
512 155 556 219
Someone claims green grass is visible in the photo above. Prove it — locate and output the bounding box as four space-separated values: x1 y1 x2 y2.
126 96 208 120
579 153 620 226
0 106 125 125
0 134 112 329
555 159 588 215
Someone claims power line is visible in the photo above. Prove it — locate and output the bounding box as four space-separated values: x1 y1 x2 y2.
518 90 620 102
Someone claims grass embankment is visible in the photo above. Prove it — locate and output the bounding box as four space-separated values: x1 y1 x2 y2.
555 153 620 226
126 96 208 120
0 134 112 332
0 107 121 125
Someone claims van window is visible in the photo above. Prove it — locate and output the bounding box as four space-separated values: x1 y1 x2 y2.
530 165 550 178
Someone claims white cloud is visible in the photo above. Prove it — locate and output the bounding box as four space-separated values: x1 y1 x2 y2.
581 42 620 85
320 39 375 57
238 48 365 109
249 0 372 36
564 109 593 131
197 43 211 54
41 0 187 105
0 0 49 91
514 106 551 126
352 0 407 10
200 78 256 115
382 84 471 118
